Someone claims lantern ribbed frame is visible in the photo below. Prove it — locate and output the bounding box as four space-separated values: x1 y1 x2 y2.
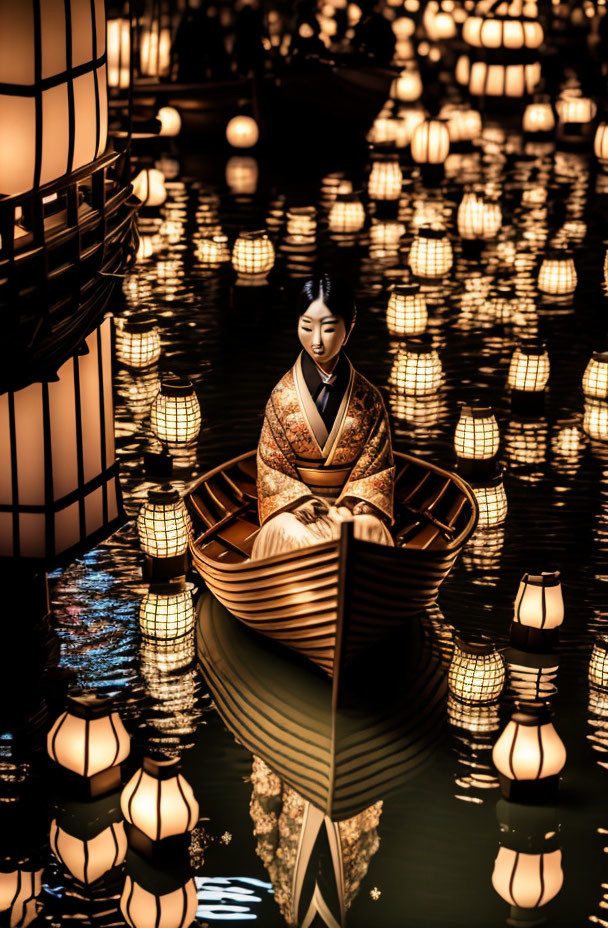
477 14 543 49
47 694 130 779
457 193 502 241
120 875 198 928
386 284 428 337
454 405 500 460
116 319 161 370
582 352 608 400
595 123 608 162
538 254 577 295
389 342 442 397
448 635 506 704
50 818 127 885
226 115 259 148
447 693 501 733
120 757 199 842
513 571 563 632
411 119 450 165
409 227 453 278
232 230 275 277
492 847 563 909
150 379 201 445
473 477 508 528
584 399 608 441
136 488 192 559
196 234 230 266
139 583 195 640
508 341 550 392
589 637 608 689
556 95 596 124
468 61 539 98
492 700 566 782
329 195 365 233
523 101 555 133
368 156 403 201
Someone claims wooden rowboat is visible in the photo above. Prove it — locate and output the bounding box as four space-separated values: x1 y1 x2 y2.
187 449 477 678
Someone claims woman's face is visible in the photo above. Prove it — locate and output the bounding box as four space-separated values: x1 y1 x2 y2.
298 298 350 370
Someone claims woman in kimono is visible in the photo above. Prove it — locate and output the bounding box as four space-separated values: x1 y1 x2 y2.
251 276 394 560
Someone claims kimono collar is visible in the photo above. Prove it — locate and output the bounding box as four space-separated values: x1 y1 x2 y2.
293 352 354 462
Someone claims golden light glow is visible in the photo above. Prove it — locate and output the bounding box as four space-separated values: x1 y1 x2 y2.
473 479 508 528
121 757 199 841
537 253 577 295
132 169 167 208
457 192 502 240
513 571 564 631
0 868 42 926
595 123 608 162
492 848 563 908
454 406 500 460
107 18 131 89
232 230 275 280
150 379 201 445
136 488 192 559
115 319 161 370
329 195 366 234
409 227 453 278
140 26 171 77
584 399 608 441
468 61 540 97
47 695 130 779
50 819 127 885
389 343 443 396
589 637 608 689
556 93 597 124
523 100 555 133
157 106 182 138
493 703 566 781
139 583 195 640
386 285 428 337
121 875 198 928
390 66 422 101
448 636 505 704
196 234 231 266
411 119 450 165
226 115 259 149
440 105 482 143
368 156 403 200
226 156 259 195
507 342 550 392
582 353 608 400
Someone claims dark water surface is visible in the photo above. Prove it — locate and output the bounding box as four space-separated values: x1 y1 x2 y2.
13 131 608 926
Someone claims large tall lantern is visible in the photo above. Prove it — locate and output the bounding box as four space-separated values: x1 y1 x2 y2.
511 571 564 651
411 119 450 172
0 0 108 196
150 378 201 446
0 319 123 564
493 701 566 801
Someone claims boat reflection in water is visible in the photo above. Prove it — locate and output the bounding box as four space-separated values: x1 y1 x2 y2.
197 592 448 926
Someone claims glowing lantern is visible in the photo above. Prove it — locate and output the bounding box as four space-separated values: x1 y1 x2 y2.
523 100 555 134
584 399 608 441
0 0 108 196
411 119 450 165
468 61 539 98
107 18 131 90
329 193 366 235
493 701 566 801
157 106 182 138
47 694 130 796
589 637 608 690
492 801 563 912
121 757 199 844
368 154 403 200
537 253 577 296
287 207 317 238
369 220 405 258
454 405 500 475
556 93 596 126
50 808 127 885
116 318 161 370
448 635 506 704
121 874 198 928
409 227 453 279
473 476 508 528
386 284 428 337
511 571 563 651
477 13 543 49
594 123 608 163
457 192 502 241
389 341 442 397
508 340 550 395
139 24 171 78
232 230 275 284
441 105 482 144
226 156 258 195
226 115 259 149
139 582 195 640
150 378 201 446
0 867 42 927
196 234 231 267
132 168 167 208
582 352 608 400
136 487 192 563
390 67 422 102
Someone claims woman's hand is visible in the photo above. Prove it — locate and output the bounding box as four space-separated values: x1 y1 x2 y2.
294 498 331 525
352 501 377 516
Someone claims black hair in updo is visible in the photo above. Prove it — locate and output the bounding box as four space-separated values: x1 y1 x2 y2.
296 276 357 329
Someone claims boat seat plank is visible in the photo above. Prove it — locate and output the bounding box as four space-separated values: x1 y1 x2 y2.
403 522 442 551
226 466 257 501
196 540 243 563
397 469 430 504
220 469 247 502
216 517 260 558
189 493 217 529
205 476 242 516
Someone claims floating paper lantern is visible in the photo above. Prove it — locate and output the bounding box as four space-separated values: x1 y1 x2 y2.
287 207 317 238
448 635 506 704
196 233 231 267
50 815 127 885
121 874 198 928
409 227 453 279
0 0 108 196
386 284 428 337
584 399 608 441
511 571 563 651
150 379 201 446
493 701 566 801
139 24 171 78
121 757 199 843
139 582 194 640
329 193 365 235
107 18 131 90
508 340 550 394
583 352 608 400
589 637 608 690
523 99 555 134
157 106 182 138
232 230 275 283
441 105 482 144
390 66 422 102
537 253 577 296
594 123 608 163
473 477 508 528
492 802 563 912
477 12 543 49
116 318 161 370
411 119 450 165
468 61 539 98
132 169 167 208
136 487 192 561
457 192 502 241
226 115 259 149
368 154 403 200
47 694 130 796
556 93 596 125
454 405 500 468
389 341 442 397
225 156 258 195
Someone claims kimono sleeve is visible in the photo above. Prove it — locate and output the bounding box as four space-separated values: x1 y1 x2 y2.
257 396 313 525
336 389 395 523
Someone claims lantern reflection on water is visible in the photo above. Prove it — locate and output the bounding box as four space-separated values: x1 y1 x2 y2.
507 649 559 702
389 342 443 397
50 807 127 886
121 757 199 844
457 192 502 241
386 284 428 337
472 476 508 528
329 193 366 237
121 873 198 928
116 318 162 370
139 582 195 640
589 637 608 689
448 635 505 704
226 156 259 195
448 695 500 800
0 866 42 927
511 571 564 651
136 487 192 567
523 99 555 134
493 701 566 801
196 233 231 267
584 399 608 441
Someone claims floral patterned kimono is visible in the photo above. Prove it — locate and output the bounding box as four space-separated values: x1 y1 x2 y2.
251 352 395 559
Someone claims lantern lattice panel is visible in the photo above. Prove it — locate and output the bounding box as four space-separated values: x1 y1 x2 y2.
386 288 428 337
116 321 161 370
589 638 608 689
409 230 453 278
0 0 108 196
582 354 608 400
454 408 500 460
139 586 195 640
368 159 403 201
150 384 201 445
390 345 443 397
232 232 275 277
136 494 192 559
508 345 550 392
448 638 506 704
